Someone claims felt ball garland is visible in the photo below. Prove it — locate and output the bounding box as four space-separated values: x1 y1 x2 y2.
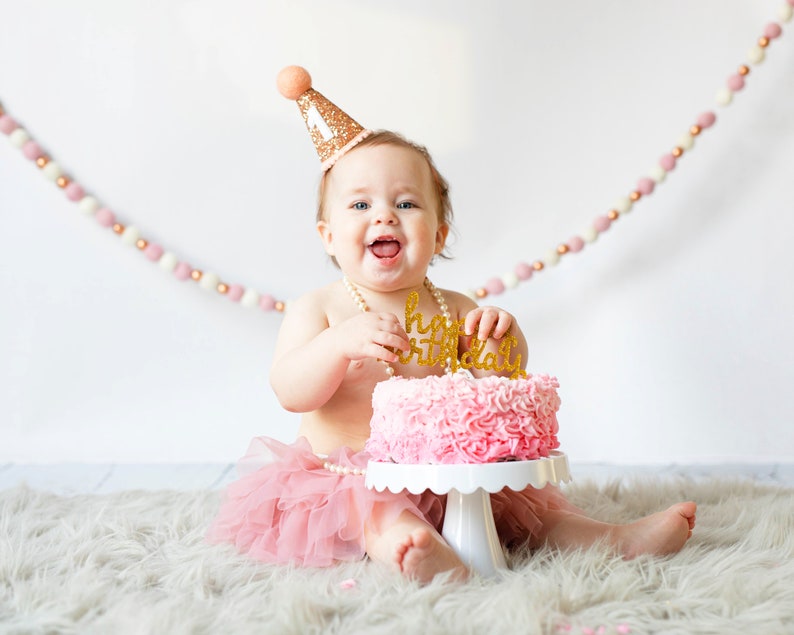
0 5 790 313
469 9 790 302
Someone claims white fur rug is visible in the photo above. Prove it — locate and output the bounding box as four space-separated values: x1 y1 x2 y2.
1 478 792 635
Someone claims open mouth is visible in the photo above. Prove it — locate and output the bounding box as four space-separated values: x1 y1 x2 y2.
368 237 401 259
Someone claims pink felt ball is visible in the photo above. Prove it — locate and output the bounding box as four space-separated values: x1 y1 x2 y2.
277 66 312 100
227 284 244 302
593 216 611 233
259 294 277 311
764 22 782 39
727 74 745 91
95 207 116 227
696 111 716 129
515 262 534 281
65 182 85 202
567 236 585 253
659 153 677 171
144 244 164 262
174 262 192 280
636 177 655 196
0 114 18 135
22 140 44 160
485 277 505 296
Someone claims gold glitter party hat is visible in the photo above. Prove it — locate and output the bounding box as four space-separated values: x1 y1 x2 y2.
277 65 371 170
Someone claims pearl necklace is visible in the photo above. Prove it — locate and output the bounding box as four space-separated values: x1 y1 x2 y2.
0 12 789 310
342 276 453 377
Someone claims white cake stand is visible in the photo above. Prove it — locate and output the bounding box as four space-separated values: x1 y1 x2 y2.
365 451 571 578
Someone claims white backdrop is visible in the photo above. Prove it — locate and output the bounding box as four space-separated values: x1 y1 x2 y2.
1 1 792 464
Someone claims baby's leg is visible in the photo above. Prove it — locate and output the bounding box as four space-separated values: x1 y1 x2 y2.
364 509 468 583
533 501 697 558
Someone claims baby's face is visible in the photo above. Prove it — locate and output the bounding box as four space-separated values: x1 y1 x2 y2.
317 143 448 292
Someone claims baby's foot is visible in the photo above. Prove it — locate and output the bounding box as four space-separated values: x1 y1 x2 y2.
393 528 469 583
617 501 697 559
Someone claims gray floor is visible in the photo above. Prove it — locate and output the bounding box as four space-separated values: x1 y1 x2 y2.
2 462 792 495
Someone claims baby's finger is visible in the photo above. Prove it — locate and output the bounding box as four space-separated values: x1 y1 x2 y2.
464 308 484 337
374 330 411 353
370 312 406 339
491 311 513 339
474 312 498 341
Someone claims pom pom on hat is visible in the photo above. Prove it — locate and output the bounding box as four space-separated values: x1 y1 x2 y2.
277 65 312 100
277 65 371 170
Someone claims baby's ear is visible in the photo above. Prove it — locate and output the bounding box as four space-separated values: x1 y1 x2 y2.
434 223 450 254
317 220 335 256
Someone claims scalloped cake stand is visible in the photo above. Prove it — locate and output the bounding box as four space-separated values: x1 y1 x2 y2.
366 452 571 578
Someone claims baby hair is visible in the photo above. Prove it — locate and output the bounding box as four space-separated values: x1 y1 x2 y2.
316 130 454 265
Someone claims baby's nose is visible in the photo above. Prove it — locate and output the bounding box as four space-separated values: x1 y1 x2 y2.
373 207 398 224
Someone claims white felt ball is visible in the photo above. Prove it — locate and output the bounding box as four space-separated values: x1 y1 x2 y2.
748 45 765 64
716 88 733 105
780 5 793 21
649 166 667 183
502 272 520 289
42 161 63 181
121 226 140 245
200 272 220 291
582 226 599 243
241 288 260 307
544 249 560 266
677 133 695 151
9 128 30 148
615 196 632 214
78 195 100 215
158 252 178 272
465 289 478 302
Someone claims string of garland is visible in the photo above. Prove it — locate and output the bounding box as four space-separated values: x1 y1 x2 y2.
1 5 791 313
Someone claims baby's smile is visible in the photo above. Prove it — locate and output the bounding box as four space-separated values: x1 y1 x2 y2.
369 236 401 259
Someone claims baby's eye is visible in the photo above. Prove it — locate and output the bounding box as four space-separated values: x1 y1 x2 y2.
396 201 415 209
352 201 370 211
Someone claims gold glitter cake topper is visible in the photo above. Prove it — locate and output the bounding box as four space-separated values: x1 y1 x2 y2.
277 65 371 170
398 291 527 379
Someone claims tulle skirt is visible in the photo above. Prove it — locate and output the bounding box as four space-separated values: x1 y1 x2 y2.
207 436 576 567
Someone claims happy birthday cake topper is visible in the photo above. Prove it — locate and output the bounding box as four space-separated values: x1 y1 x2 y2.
397 291 527 379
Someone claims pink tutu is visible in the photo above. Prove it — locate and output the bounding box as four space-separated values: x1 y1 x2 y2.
208 436 577 567
207 436 446 567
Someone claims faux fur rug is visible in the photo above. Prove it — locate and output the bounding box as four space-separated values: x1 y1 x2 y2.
1 478 792 635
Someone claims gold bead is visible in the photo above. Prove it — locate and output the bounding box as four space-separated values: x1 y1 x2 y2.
630 191 642 202
135 239 148 250
475 288 487 299
112 223 125 234
690 124 702 136
275 301 286 312
217 283 229 294
532 261 545 272
36 156 49 168
607 209 620 221
557 244 569 255
671 146 684 158
190 269 203 281
758 36 769 48
56 176 70 188
738 65 750 76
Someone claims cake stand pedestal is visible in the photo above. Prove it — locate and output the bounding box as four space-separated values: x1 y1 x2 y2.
365 452 571 578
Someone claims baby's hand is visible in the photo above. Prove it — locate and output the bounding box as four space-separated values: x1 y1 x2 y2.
464 306 514 341
335 312 410 364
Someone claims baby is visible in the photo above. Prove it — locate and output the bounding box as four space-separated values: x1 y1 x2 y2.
208 69 696 582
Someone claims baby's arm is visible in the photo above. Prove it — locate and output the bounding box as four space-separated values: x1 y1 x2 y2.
270 290 410 412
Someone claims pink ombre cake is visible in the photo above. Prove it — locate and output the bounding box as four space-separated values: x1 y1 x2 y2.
366 372 561 465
